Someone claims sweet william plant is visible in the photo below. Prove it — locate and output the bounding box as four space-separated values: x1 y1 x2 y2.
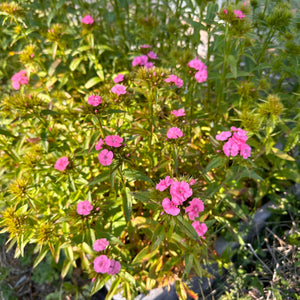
0 0 299 299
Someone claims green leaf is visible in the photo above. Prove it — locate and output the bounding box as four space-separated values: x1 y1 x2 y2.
205 156 226 173
150 225 165 251
272 147 295 161
184 253 193 275
91 276 109 295
226 200 247 221
123 169 154 184
88 170 110 185
105 277 122 300
40 110 60 116
0 128 16 138
61 259 73 278
132 246 159 264
70 57 83 71
84 77 102 89
227 55 237 78
122 187 132 222
177 216 199 240
33 247 48 268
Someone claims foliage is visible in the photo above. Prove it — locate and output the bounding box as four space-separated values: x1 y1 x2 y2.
0 0 299 298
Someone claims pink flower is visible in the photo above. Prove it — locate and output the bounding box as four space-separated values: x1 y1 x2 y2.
234 10 245 19
93 238 109 251
93 255 111 273
223 138 240 157
11 70 28 90
167 127 183 139
156 176 173 191
190 179 196 185
185 198 204 221
132 55 148 66
224 9 228 14
195 69 208 83
113 74 124 83
140 44 151 48
147 51 158 59
54 156 69 171
88 95 102 106
107 260 121 275
81 15 94 25
240 143 252 159
192 221 207 238
111 84 126 96
105 135 123 147
98 149 113 166
165 75 183 88
77 200 93 216
216 131 232 141
170 181 193 205
162 198 180 216
187 57 207 71
144 62 154 69
95 138 104 151
171 108 185 117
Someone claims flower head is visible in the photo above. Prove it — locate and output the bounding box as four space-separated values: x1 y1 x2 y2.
98 149 113 166
147 51 158 60
81 15 94 25
234 10 245 19
216 131 232 141
167 127 183 139
170 181 192 205
88 95 102 106
185 198 204 221
93 238 109 251
171 108 185 117
93 255 111 273
187 57 207 71
105 135 123 148
140 44 151 48
162 198 180 216
156 176 173 192
11 70 28 90
95 138 104 151
192 221 207 238
132 55 148 67
195 69 207 83
113 74 124 83
54 156 69 171
111 84 126 96
77 200 93 216
165 75 183 88
107 260 121 275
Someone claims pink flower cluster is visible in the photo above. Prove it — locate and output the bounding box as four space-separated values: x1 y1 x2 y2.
95 135 123 166
171 108 185 117
11 70 28 90
156 177 206 238
88 95 102 106
167 127 183 139
77 200 93 215
81 15 94 25
93 238 109 251
54 156 69 171
113 74 124 83
111 84 126 96
164 74 183 88
216 127 251 159
234 10 245 19
187 57 207 83
132 50 158 69
93 255 121 275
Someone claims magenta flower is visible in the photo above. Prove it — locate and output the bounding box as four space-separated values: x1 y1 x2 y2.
113 74 124 83
140 44 151 48
165 74 183 88
111 84 126 96
240 143 252 159
190 179 196 185
167 127 183 139
88 95 102 106
162 198 180 216
234 10 245 19
93 255 111 273
156 176 173 192
185 198 204 221
107 260 121 275
195 69 207 83
187 57 207 71
171 108 185 117
132 55 148 67
54 156 69 171
216 131 232 141
81 15 94 25
98 149 113 166
11 70 28 90
93 238 109 251
170 181 193 205
144 62 154 69
105 135 123 148
147 51 158 60
223 138 240 157
95 138 104 151
224 9 228 14
192 221 207 238
77 200 93 216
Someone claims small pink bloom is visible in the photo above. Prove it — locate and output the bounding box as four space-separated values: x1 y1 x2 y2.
11 70 28 90
147 51 158 60
88 95 102 106
77 200 93 216
192 221 207 238
216 131 232 141
93 255 111 273
170 181 193 205
224 9 228 14
223 138 240 157
171 108 185 117
187 57 207 71
111 84 127 96
132 55 148 66
54 156 69 171
98 149 113 166
162 198 180 216
190 179 196 185
105 135 123 147
234 10 245 19
185 198 204 221
93 238 109 251
156 176 173 191
144 62 154 69
195 69 208 83
107 260 121 275
95 138 104 151
240 143 251 159
113 74 124 83
81 15 94 25
165 74 183 88
140 44 151 48
92 277 95 282
167 127 183 139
